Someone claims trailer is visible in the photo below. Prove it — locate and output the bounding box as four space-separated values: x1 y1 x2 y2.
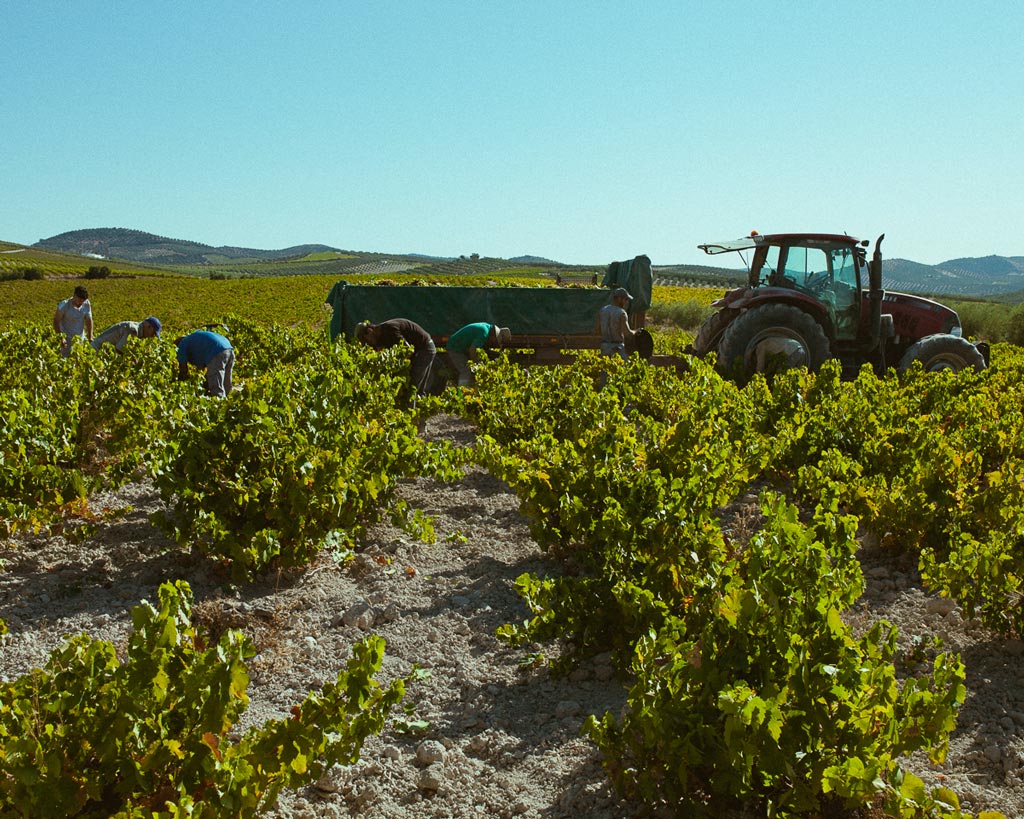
324 255 669 365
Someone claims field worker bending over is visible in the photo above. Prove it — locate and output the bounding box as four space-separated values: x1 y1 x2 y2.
595 287 636 361
356 318 436 395
754 336 805 373
53 285 93 357
445 322 511 387
92 317 162 352
175 330 235 397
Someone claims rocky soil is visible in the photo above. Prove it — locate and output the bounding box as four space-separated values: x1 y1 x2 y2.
1 415 1022 818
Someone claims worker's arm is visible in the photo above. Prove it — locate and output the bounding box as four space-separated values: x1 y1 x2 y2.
618 313 635 339
178 361 189 381
84 314 93 342
53 308 63 335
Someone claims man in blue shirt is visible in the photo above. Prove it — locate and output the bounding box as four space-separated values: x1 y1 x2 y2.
175 330 235 397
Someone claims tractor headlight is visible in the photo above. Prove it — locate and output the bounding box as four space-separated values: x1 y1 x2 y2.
950 325 963 337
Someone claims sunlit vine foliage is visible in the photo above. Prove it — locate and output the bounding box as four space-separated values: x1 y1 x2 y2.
3 300 1023 816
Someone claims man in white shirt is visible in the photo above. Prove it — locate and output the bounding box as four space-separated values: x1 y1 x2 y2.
595 287 636 361
53 286 93 357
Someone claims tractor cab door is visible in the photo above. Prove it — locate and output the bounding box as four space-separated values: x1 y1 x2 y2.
820 245 861 339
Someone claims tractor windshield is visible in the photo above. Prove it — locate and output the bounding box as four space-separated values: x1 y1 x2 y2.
776 244 862 338
782 246 852 291
748 244 860 290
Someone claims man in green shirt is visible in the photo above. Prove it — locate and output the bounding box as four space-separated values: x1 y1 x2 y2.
445 322 511 387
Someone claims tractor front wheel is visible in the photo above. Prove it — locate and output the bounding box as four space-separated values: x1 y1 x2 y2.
897 334 986 374
717 304 829 383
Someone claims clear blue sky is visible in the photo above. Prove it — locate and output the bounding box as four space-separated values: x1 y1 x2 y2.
3 1 1022 266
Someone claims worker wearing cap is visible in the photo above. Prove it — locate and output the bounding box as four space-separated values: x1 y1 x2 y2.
92 316 162 352
445 323 511 387
595 287 636 361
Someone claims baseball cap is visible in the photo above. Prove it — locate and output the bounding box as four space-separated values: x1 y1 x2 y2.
144 316 162 336
612 287 633 300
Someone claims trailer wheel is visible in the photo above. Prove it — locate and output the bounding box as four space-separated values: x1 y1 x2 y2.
897 334 986 374
717 304 829 383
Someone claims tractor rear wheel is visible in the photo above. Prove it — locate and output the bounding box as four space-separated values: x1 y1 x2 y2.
717 304 829 383
897 334 986 374
693 309 737 357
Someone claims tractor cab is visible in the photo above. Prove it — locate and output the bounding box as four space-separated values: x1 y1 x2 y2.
699 233 868 341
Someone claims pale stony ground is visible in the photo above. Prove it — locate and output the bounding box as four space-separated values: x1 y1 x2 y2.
0 414 1022 818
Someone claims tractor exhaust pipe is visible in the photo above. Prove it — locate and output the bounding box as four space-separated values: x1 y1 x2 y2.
867 234 886 371
870 234 884 293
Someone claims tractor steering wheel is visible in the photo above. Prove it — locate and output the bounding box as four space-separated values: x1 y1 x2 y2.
804 271 830 292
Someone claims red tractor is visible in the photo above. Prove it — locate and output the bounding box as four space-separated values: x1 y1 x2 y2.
691 232 989 381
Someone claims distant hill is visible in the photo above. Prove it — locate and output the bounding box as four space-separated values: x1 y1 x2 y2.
26 228 1024 299
883 256 1024 298
653 262 747 288
509 255 562 265
35 228 340 266
943 255 1024 277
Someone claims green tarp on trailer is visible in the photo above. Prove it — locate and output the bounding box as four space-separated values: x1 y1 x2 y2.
603 254 653 312
325 282 641 344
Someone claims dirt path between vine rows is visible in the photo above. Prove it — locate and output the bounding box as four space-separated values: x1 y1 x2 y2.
1 415 1022 818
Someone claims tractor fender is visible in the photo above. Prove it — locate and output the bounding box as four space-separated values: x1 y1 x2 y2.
729 288 831 319
699 289 833 361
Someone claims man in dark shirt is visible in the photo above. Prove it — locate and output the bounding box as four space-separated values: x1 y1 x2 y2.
355 318 435 395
